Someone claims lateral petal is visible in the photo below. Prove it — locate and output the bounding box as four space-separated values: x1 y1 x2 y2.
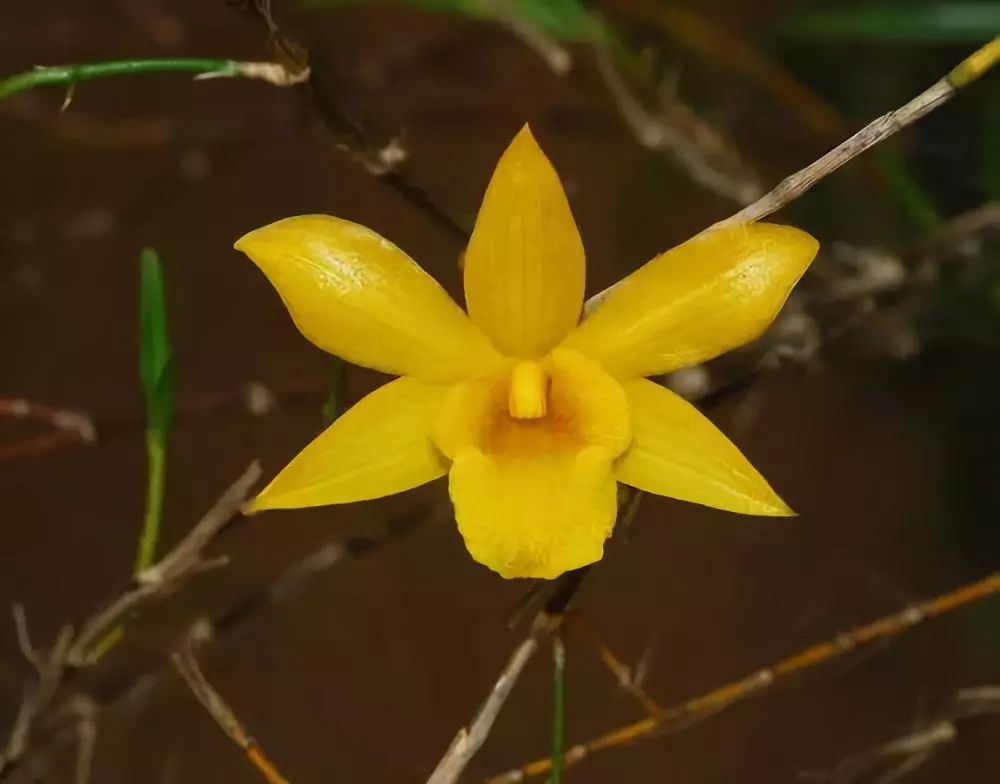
249 377 449 512
236 215 502 381
616 378 793 516
563 223 819 378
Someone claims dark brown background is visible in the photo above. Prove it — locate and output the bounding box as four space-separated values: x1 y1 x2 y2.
2 1 1000 781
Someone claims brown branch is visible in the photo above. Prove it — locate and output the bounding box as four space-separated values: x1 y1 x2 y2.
0 463 260 781
711 37 1000 229
0 380 322 461
0 501 435 782
427 614 555 784
804 686 1000 783
0 398 95 459
563 614 662 719
172 622 290 784
486 572 1000 782
593 40 761 205
66 462 261 666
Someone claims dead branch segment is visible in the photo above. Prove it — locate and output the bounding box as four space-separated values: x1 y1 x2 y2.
172 624 290 784
0 464 260 781
486 572 1000 782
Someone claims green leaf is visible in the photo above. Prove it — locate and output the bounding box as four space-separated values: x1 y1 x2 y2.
878 146 943 232
135 248 174 575
296 0 595 40
321 356 347 426
983 81 1000 201
139 248 174 438
776 3 1000 43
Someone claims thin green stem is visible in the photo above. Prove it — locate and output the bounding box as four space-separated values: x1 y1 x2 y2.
551 636 566 784
0 58 236 100
134 432 167 574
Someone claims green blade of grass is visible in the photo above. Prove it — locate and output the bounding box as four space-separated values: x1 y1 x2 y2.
321 357 347 426
135 248 174 575
983 81 1000 201
879 145 943 232
776 4 1000 43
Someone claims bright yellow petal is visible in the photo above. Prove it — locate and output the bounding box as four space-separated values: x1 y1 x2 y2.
463 125 586 358
249 377 448 512
616 378 792 516
449 447 618 579
562 223 819 377
236 215 502 382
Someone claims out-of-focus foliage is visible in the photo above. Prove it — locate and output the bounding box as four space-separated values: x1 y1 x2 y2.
776 3 1000 43
297 0 596 40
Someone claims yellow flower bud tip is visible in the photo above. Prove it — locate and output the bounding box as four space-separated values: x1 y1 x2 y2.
508 361 548 419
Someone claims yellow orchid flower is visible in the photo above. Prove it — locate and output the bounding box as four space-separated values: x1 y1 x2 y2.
235 125 819 580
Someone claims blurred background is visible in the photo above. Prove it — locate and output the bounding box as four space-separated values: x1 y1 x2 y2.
2 0 1000 781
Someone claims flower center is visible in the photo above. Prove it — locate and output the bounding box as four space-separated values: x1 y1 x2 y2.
508 361 548 420
433 349 632 464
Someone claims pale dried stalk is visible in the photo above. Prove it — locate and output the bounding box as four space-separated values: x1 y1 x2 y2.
0 464 260 780
67 461 261 665
427 615 553 784
584 38 999 313
593 41 761 205
0 398 95 459
486 572 1000 782
711 37 1000 229
172 623 290 784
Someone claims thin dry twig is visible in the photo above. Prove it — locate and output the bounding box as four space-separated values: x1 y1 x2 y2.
0 381 318 461
172 622 290 784
712 37 1000 229
486 572 1000 782
427 614 556 784
563 614 662 719
66 462 261 665
804 685 1000 783
593 40 761 205
1 502 438 782
0 398 96 459
484 0 571 75
0 464 260 781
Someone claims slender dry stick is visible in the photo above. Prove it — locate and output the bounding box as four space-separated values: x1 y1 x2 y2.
0 380 321 461
427 614 556 784
549 636 567 784
67 461 261 665
563 614 663 719
0 502 435 783
0 464 260 781
711 37 1000 229
172 624 290 784
593 39 761 205
0 398 95 459
486 571 1000 783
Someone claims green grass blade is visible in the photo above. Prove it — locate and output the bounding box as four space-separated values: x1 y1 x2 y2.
879 146 943 232
983 82 1000 201
296 0 595 40
135 248 174 574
